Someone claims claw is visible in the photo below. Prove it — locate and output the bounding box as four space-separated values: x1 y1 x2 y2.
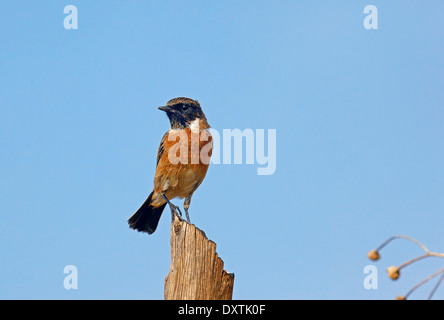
171 204 183 218
161 194 188 223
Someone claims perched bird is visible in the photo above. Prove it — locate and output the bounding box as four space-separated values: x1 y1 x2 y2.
128 97 213 234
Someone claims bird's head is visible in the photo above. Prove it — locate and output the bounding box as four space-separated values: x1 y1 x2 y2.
158 97 208 130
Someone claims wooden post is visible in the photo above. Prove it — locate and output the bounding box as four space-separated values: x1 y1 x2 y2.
164 215 235 300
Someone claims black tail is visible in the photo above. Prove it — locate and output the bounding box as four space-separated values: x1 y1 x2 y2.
128 192 167 234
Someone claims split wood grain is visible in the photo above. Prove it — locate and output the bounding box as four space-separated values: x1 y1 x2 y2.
164 215 234 300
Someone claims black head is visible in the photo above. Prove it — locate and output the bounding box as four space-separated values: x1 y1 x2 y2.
158 97 207 129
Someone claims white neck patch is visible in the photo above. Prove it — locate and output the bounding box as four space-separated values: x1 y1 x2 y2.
190 118 200 132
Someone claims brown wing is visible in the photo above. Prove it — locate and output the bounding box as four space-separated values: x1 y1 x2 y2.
156 132 168 167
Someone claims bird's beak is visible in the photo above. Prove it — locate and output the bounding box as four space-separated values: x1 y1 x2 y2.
158 105 172 112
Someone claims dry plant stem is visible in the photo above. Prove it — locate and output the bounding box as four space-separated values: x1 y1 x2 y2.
376 235 444 270
404 268 444 300
374 235 444 300
398 253 432 270
398 252 444 270
428 271 444 300
375 235 430 253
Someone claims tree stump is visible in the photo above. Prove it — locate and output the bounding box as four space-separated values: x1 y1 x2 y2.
164 215 235 300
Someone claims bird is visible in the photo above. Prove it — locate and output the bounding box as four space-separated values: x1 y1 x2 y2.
128 97 213 234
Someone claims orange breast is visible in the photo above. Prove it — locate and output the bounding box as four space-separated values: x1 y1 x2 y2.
151 128 213 206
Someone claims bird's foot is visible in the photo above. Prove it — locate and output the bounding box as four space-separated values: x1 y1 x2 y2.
162 194 184 222
169 203 184 222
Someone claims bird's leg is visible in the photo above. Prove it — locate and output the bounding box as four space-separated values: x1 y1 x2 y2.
184 207 191 224
162 194 183 221
184 194 192 223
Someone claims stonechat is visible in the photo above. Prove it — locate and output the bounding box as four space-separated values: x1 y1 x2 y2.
128 97 213 234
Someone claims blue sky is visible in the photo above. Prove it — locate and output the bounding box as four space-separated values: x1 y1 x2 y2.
1 1 443 300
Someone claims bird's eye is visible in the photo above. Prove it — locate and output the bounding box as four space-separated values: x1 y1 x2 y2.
181 104 189 111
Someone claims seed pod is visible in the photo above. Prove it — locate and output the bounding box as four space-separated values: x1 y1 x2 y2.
368 250 380 261
387 266 400 280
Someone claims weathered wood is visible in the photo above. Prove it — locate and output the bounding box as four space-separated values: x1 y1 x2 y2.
164 215 235 300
